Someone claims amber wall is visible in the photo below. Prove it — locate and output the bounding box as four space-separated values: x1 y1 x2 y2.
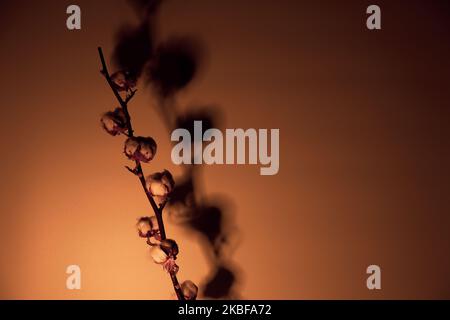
0 0 449 299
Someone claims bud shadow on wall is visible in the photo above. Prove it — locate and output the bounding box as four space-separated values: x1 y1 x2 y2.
112 0 243 299
168 166 242 299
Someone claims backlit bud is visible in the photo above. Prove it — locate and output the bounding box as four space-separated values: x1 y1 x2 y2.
124 137 139 157
100 107 127 136
150 245 168 264
138 137 157 162
146 170 175 205
111 70 137 92
160 239 179 258
136 217 154 238
124 136 157 162
181 280 198 300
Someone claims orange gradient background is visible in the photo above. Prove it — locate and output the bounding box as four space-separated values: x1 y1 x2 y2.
0 0 449 299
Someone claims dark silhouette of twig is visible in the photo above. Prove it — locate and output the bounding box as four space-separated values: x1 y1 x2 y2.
106 0 242 299
98 47 184 300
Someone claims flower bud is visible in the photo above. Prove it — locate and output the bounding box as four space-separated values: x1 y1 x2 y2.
111 70 137 92
124 137 139 157
146 170 175 204
136 217 155 238
181 280 198 300
100 107 127 136
124 136 157 162
139 138 157 162
149 245 168 264
160 239 179 258
149 216 159 231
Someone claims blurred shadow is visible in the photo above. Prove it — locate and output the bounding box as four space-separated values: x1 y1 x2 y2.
203 264 241 300
112 0 162 77
113 21 154 78
147 36 203 98
111 0 243 299
167 168 242 299
127 0 163 16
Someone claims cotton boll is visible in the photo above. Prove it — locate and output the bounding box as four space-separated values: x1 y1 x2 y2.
146 170 175 204
137 216 161 242
140 145 154 161
100 108 127 136
161 174 175 193
124 137 157 162
137 137 157 162
149 181 167 197
136 217 153 238
110 70 137 92
160 239 179 258
150 245 168 264
124 137 140 158
181 280 198 300
101 115 115 132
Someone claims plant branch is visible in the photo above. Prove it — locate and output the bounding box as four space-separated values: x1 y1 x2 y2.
98 47 184 301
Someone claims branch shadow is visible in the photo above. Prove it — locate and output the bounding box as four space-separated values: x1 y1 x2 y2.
111 0 243 299
167 166 242 299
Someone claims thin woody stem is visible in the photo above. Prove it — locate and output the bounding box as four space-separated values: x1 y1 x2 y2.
97 47 165 238
171 273 184 300
97 47 184 300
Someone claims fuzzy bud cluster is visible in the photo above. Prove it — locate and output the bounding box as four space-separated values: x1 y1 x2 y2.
124 136 157 163
146 170 175 205
101 107 128 136
100 65 194 300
